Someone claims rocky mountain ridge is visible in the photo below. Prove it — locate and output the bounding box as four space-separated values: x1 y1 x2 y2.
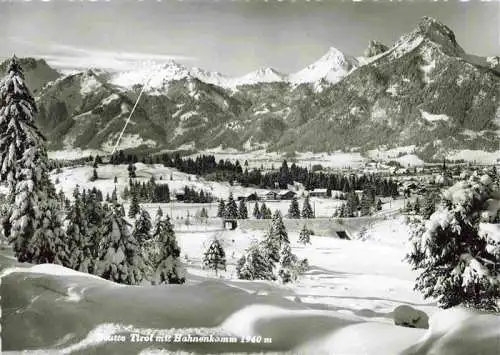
3 17 499 162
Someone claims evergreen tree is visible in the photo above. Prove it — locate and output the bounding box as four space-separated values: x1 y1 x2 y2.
261 203 272 219
345 191 358 217
413 197 421 214
406 177 500 311
96 205 147 285
298 224 311 245
128 163 137 179
66 188 92 272
238 199 248 219
203 237 226 276
90 168 98 181
262 210 289 262
253 202 261 219
119 204 126 218
200 207 209 219
422 192 437 219
278 243 298 284
111 187 118 203
236 242 275 281
0 57 63 262
128 190 140 218
155 207 163 222
301 196 314 218
360 191 371 216
376 198 383 211
288 197 301 219
133 208 152 246
27 198 70 265
217 199 225 218
80 192 105 267
224 193 238 219
150 216 186 284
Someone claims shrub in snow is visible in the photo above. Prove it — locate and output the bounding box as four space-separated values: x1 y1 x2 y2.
96 206 148 285
202 237 227 276
406 175 500 311
393 305 429 329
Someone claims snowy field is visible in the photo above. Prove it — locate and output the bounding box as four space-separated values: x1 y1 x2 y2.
2 162 496 354
2 214 500 354
52 163 407 220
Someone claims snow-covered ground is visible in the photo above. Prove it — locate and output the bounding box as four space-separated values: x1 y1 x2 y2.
2 214 499 354
3 162 500 353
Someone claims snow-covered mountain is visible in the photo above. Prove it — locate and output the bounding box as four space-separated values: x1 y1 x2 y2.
108 47 356 91
6 16 500 160
289 47 359 85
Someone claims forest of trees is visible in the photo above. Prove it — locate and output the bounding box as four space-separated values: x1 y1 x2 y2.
109 151 400 196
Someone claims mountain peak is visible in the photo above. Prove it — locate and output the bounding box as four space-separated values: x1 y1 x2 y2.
416 16 458 46
390 17 465 58
289 46 359 85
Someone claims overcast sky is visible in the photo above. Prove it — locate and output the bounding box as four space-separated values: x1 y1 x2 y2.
0 0 498 76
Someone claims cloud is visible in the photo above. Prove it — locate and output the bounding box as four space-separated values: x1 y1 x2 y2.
7 38 197 72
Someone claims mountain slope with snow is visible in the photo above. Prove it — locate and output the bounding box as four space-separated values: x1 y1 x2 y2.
7 16 500 158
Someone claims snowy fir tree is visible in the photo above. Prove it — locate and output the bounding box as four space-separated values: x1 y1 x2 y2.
111 187 118 203
298 224 311 245
413 197 421 214
200 207 209 219
236 242 275 281
90 168 98 181
224 193 238 219
261 203 272 219
27 198 70 265
406 175 500 311
217 199 225 218
155 206 163 221
360 191 371 216
421 192 437 219
0 57 63 263
65 188 93 272
253 202 260 219
96 205 148 285
301 196 314 219
278 243 298 283
288 197 301 219
262 210 290 262
128 190 140 218
202 237 226 276
149 216 186 284
238 199 248 219
133 208 152 246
